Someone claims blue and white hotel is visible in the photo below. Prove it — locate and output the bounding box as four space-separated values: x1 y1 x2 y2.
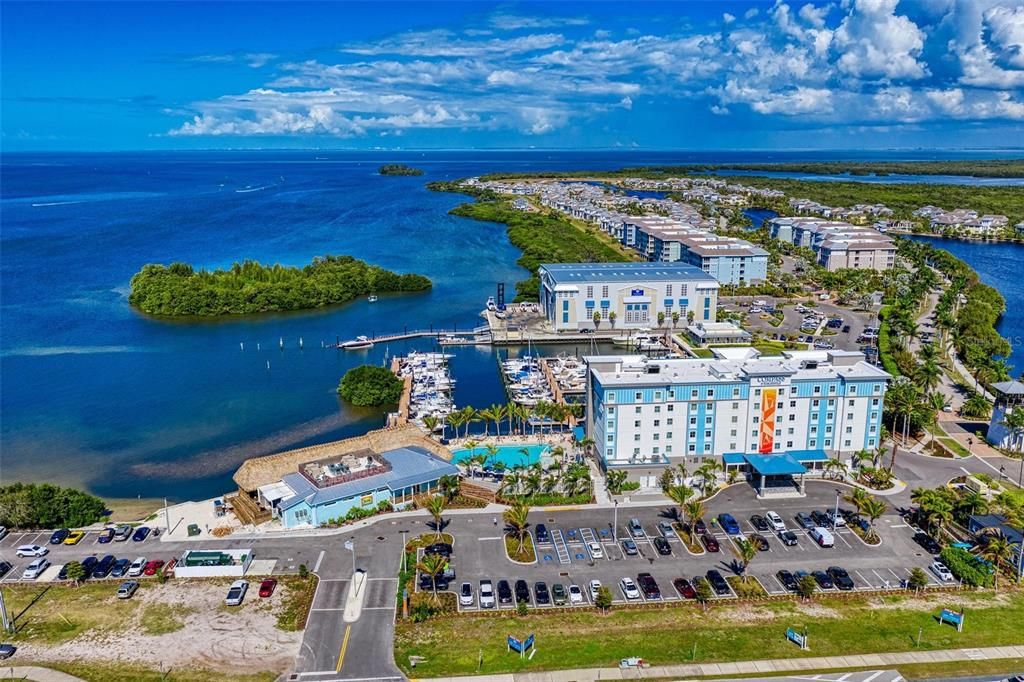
539 262 720 332
585 350 889 492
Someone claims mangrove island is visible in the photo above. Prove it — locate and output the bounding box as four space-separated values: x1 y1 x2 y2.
379 164 424 176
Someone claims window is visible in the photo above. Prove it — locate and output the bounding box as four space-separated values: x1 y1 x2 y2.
787 427 794 435
845 426 853 434
704 430 711 438
846 413 854 420
666 431 673 439
635 392 642 400
689 431 696 439
731 415 738 423
705 416 713 425
872 398 879 406
754 402 760 410
665 445 673 453
848 399 855 407
829 385 836 394
653 434 659 441
607 435 614 443
633 447 640 455
732 388 740 398
755 389 761 396
704 443 711 452
752 416 759 423
655 391 663 400
608 406 615 415
828 399 835 407
635 406 642 414
825 426 833 434
654 406 661 413
789 414 796 421
634 420 641 427
667 404 674 412
706 389 714 398
634 434 641 441
689 444 696 452
666 284 673 296
751 430 758 437
786 441 793 448
706 402 713 409
732 401 739 408
607 393 616 403
691 389 698 398
602 285 609 297
790 400 796 408
666 418 673 425
729 443 736 450
809 439 817 447
814 386 821 394
653 419 660 427
586 285 593 298
825 439 832 447
812 399 819 408
606 448 613 457
653 446 660 454
690 417 697 425
873 384 881 393
680 284 688 296
826 413 834 420
730 429 737 436
810 426 818 434
849 385 857 394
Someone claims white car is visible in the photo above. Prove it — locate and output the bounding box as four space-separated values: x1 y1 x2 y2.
826 509 847 527
479 580 495 609
765 511 786 532
22 558 50 580
459 582 474 607
588 579 602 601
224 580 249 606
930 561 954 582
16 545 48 558
587 542 604 559
620 577 641 600
127 557 147 577
568 584 584 604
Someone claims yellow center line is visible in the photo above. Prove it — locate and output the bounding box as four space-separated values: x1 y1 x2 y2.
335 624 352 673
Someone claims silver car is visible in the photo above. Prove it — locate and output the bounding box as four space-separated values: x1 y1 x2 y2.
22 558 50 580
224 580 248 606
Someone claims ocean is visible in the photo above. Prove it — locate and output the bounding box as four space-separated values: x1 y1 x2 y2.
2 150 1021 501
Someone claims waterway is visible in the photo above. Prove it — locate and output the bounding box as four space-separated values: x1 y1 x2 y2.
0 150 1017 501
698 169 1024 186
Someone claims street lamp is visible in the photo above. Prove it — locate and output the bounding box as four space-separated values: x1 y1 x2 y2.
612 500 619 543
344 538 356 575
1000 466 1006 482
833 489 841 531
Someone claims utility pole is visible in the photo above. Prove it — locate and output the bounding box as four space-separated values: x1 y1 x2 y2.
0 590 12 634
833 489 841 531
164 497 171 533
612 499 619 543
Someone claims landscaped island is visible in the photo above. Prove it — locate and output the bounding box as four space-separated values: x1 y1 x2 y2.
379 164 424 176
129 255 431 317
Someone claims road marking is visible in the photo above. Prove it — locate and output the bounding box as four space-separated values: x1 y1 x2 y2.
836 674 852 682
362 606 397 610
335 623 352 673
477 536 503 541
366 577 398 581
319 578 350 582
310 608 347 612
861 670 885 682
313 550 325 573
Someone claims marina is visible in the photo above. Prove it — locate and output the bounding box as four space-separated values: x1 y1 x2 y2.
392 350 457 433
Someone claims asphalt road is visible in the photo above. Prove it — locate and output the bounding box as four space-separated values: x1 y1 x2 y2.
720 295 878 354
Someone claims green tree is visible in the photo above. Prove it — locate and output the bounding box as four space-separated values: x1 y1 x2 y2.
421 414 439 437
438 474 460 502
735 538 758 582
683 499 705 543
859 496 888 542
0 483 106 529
64 560 87 586
907 567 929 592
424 496 447 541
980 530 1013 590
337 365 404 407
503 502 531 555
694 578 713 610
605 470 629 496
415 553 446 604
796 574 817 600
594 585 613 612
999 407 1024 454
666 484 695 522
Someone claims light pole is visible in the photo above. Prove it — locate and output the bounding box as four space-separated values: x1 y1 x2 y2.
612 500 619 543
1018 457 1023 488
1000 466 1006 483
344 538 356 575
833 489 841 531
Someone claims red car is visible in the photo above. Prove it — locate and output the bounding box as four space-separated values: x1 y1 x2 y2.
142 559 164 576
258 578 278 598
701 533 720 552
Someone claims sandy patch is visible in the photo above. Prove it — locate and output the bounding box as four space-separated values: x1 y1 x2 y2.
793 601 843 618
15 580 300 675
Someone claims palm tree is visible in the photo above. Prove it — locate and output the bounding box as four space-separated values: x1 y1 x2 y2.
505 401 517 436
695 460 722 495
859 496 888 542
462 406 480 437
961 392 992 420
438 474 460 502
736 538 758 582
671 311 680 328
421 414 439 437
980 530 1013 590
844 486 869 514
666 484 694 521
824 457 847 481
489 403 507 436
447 411 466 438
483 444 500 472
683 498 705 542
542 473 560 494
477 407 496 437
424 495 447 540
523 466 542 497
605 469 629 496
926 505 953 539
499 470 521 498
915 359 942 393
503 502 531 555
999 407 1024 454
416 553 446 604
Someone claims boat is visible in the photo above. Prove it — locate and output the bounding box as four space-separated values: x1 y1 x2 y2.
486 296 497 311
367 294 378 303
340 335 374 350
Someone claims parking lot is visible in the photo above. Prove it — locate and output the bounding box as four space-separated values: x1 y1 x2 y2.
421 482 953 612
722 296 878 357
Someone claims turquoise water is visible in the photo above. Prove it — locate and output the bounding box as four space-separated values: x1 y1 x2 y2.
451 443 548 467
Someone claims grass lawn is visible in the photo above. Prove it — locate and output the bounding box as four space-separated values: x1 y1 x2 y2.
4 582 142 645
691 348 714 358
275 575 318 631
104 497 163 522
393 591 1024 677
505 532 536 563
17 660 276 682
139 602 191 635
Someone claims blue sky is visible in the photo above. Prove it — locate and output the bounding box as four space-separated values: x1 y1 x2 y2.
3 0 1024 151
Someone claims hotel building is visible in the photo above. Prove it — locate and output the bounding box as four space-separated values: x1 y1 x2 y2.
585 350 889 490
539 262 719 332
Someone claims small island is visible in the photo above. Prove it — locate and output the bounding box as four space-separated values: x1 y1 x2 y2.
379 164 424 176
337 364 404 406
129 255 431 317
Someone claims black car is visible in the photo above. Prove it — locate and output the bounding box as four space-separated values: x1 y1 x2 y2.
0 644 15 660
673 577 696 599
419 572 449 591
750 534 770 551
653 537 672 555
637 572 661 599
0 562 11 579
706 570 730 596
110 558 132 578
534 581 550 605
80 556 98 578
812 570 834 589
514 579 530 604
827 566 855 591
497 579 513 604
778 530 799 546
842 325 851 334
810 510 831 527
49 529 70 545
92 554 116 579
424 542 453 558
776 570 798 592
132 526 151 542
795 512 816 530
534 524 549 544
913 532 941 554
693 518 707 535
750 515 769 532
701 533 720 552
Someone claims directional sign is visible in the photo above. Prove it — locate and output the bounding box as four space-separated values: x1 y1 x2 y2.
939 609 964 632
786 628 808 650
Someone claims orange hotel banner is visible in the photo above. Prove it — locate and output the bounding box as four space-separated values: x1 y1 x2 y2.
758 388 777 454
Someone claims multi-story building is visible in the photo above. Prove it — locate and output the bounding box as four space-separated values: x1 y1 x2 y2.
769 216 896 271
539 262 719 332
585 350 889 491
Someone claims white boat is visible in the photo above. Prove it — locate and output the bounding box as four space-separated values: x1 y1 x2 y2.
340 335 374 350
367 294 378 303
486 296 497 311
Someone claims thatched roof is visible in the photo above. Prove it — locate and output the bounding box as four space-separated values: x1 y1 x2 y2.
233 424 452 494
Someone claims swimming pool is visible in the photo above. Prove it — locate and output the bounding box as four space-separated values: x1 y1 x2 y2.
451 443 548 467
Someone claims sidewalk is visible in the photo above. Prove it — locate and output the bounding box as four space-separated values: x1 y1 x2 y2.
419 644 1024 682
0 668 85 682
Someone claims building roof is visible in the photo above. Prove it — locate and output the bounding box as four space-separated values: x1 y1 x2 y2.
280 446 459 511
992 380 1024 396
744 453 807 476
539 262 718 286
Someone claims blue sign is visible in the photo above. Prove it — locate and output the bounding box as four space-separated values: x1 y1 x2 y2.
786 628 807 649
508 635 523 653
524 634 535 651
630 288 645 296
939 609 964 631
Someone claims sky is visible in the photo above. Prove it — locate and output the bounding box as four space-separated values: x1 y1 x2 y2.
2 0 1024 151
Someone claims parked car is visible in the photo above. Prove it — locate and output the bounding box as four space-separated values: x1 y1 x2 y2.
778 530 799 546
811 510 831 527
497 580 513 604
587 542 604 559
132 526 151 542
419 572 448 591
637 572 661 599
750 534 770 551
826 509 846 527
63 530 86 545
914 532 942 554
142 559 164 576
224 580 248 606
534 524 549 544
22 558 50 580
514 579 530 603
827 566 855 591
810 527 835 548
117 580 140 599
588 579 602 601
127 557 147 577
479 580 496 609
259 578 278 598
693 518 707 535
658 521 674 538
49 529 70 545
673 577 697 599
776 570 798 592
16 545 48 558
619 577 641 600
80 556 98 578
718 513 741 535
653 537 672 555
628 518 645 538
701 534 720 552
750 515 769 532
110 558 131 578
568 584 584 604
92 555 116 578
424 542 453 558
812 570 834 589
930 561 954 581
113 525 133 542
706 570 730 596
842 325 851 333
533 581 550 605
0 644 15 660
765 511 786 532
459 582 474 606
551 583 567 606
0 562 11 580
794 512 815 530
96 528 115 544
621 538 639 556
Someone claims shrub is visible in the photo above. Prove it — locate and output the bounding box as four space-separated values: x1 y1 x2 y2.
939 546 994 587
337 365 404 407
0 483 106 529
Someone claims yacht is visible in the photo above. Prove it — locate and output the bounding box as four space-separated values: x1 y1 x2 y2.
367 294 378 303
486 296 497 311
340 335 374 350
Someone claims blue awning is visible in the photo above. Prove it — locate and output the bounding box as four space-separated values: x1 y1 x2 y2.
585 300 595 308
723 453 746 466
787 449 829 462
600 300 610 308
572 426 585 442
744 453 807 476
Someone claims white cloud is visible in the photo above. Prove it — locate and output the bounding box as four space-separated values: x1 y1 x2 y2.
983 5 1024 69
619 96 633 110
833 0 928 80
723 13 736 24
745 8 760 20
489 13 588 31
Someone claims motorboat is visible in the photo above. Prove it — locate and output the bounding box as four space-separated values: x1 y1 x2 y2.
367 294 378 303
340 335 374 350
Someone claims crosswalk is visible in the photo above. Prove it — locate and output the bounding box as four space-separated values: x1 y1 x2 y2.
550 528 571 564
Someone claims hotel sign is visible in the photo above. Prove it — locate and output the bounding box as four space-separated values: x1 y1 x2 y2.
630 288 645 296
753 376 786 386
759 388 777 454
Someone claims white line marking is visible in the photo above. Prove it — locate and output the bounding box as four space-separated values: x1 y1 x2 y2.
366 577 399 581
313 550 325 573
862 670 885 682
477 536 503 541
309 607 347 612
